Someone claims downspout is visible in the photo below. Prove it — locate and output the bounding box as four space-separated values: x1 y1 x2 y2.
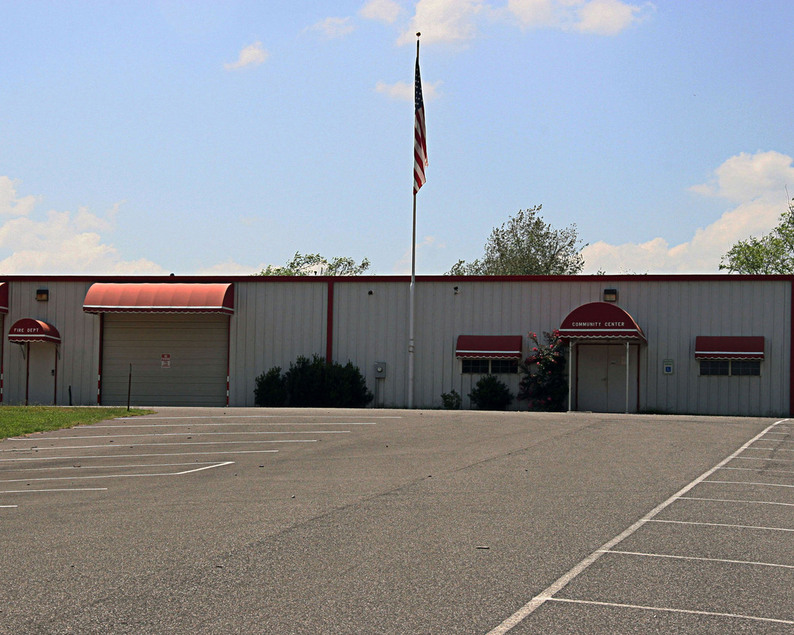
326 280 335 364
97 313 104 405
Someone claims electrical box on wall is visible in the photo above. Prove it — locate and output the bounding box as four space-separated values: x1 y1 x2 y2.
373 362 387 378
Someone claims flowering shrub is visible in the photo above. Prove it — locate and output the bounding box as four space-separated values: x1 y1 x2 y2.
518 330 568 411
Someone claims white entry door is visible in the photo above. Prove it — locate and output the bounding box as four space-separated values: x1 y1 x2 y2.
577 344 637 412
27 342 56 405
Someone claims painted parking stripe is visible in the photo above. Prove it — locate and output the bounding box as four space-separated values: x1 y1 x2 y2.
8 462 221 472
1 505 18 508
0 461 234 483
603 549 794 570
0 450 279 463
89 422 378 428
547 598 794 626
703 480 794 488
649 519 794 532
0 488 108 494
0 440 316 452
115 415 400 421
8 431 350 440
680 496 794 507
486 418 789 634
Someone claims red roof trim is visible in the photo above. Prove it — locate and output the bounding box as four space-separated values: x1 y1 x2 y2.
0 282 7 314
559 302 646 341
8 318 61 344
695 336 765 360
455 335 523 359
83 283 234 314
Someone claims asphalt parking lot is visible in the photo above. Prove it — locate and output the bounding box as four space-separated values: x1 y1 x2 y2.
0 408 790 634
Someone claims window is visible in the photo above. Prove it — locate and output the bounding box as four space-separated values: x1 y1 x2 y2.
699 360 760 376
462 359 518 374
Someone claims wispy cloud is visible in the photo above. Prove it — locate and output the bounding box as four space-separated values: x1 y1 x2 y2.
224 41 269 71
582 150 794 273
360 0 403 23
375 79 441 101
307 16 356 39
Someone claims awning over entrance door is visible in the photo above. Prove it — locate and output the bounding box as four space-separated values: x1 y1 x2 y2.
8 318 61 344
455 335 523 359
558 302 645 341
83 283 234 314
0 282 8 313
695 336 764 360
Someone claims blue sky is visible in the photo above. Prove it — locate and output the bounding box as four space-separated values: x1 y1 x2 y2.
2 0 793 275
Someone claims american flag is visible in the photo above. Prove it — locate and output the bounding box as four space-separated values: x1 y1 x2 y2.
413 48 428 194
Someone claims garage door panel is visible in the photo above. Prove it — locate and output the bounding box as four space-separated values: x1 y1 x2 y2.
101 314 228 406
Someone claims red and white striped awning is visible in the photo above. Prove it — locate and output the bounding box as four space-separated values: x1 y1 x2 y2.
559 302 645 341
695 336 764 360
83 283 234 314
455 335 523 359
8 318 61 344
0 282 7 313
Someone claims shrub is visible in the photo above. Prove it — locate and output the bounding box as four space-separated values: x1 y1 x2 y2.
254 366 287 406
518 330 568 411
440 389 462 410
468 375 514 411
255 355 373 408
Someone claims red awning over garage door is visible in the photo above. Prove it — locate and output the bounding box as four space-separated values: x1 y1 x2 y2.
695 336 764 360
0 282 8 313
83 283 234 314
8 318 61 344
559 302 646 341
455 335 523 359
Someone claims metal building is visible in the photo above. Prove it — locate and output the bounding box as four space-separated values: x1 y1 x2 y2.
1 275 791 416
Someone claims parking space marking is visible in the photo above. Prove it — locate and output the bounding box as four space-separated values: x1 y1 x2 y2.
602 550 794 570
92 422 378 427
0 488 107 494
115 415 400 421
719 466 794 475
0 461 234 483
1 505 18 508
704 480 794 488
680 496 794 507
0 449 279 463
0 440 316 452
649 519 794 532
7 461 222 472
547 598 794 626
487 418 788 634
8 431 350 441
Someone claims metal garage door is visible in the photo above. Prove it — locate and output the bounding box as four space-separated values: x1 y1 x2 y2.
101 314 229 406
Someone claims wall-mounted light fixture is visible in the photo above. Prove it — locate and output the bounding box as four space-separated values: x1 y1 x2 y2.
603 288 618 302
453 286 459 295
36 289 49 302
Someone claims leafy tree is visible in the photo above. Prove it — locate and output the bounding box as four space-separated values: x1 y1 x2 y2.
257 252 370 276
719 199 794 274
448 205 585 275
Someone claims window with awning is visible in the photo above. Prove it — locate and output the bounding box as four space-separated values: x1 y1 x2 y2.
8 318 61 344
694 336 765 360
83 283 234 314
455 335 523 359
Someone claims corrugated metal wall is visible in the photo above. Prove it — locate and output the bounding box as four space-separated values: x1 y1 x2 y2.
1 276 791 416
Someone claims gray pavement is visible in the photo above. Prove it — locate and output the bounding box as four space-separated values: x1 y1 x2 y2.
0 408 790 634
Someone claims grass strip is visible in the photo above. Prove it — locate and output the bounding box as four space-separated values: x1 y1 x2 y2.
0 407 153 440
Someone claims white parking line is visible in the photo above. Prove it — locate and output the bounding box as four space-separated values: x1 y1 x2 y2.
0 487 108 494
7 462 221 472
719 466 794 474
93 422 378 427
1 505 18 508
547 598 794 626
8 431 350 440
680 496 794 507
649 519 794 532
0 450 279 463
603 549 794 570
116 415 399 421
748 446 794 451
0 440 316 452
486 418 789 634
0 461 234 483
704 480 794 488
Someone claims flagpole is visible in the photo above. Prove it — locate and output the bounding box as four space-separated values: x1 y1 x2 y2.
408 35 420 410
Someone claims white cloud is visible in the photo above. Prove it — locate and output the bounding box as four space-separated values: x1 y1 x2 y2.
360 0 403 23
582 151 794 273
375 79 440 101
574 0 646 35
0 177 38 217
398 0 487 46
308 17 356 39
0 180 164 274
224 42 269 71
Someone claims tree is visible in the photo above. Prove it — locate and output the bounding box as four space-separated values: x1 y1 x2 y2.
518 330 567 411
719 199 794 274
257 252 370 276
447 205 585 275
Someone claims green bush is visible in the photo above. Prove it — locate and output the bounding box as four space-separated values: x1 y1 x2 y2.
518 330 567 411
254 355 373 408
468 375 514 411
440 389 462 410
253 366 287 406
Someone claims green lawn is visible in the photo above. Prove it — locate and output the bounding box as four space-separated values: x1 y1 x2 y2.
0 406 153 440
